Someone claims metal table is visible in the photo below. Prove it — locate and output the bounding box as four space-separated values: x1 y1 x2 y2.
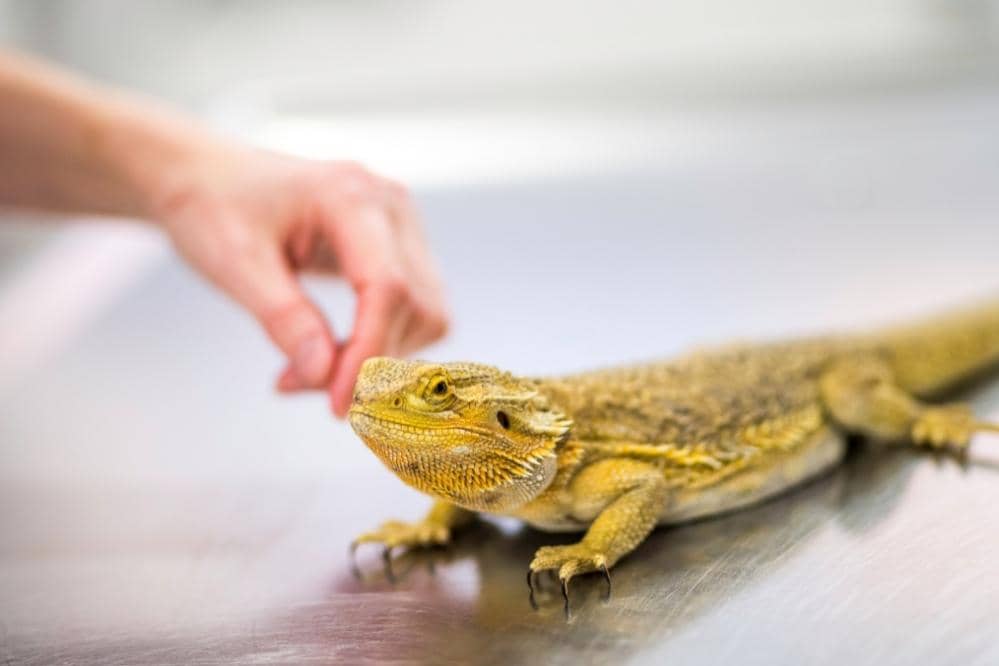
3 87 999 665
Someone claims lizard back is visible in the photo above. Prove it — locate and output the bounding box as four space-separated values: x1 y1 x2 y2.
538 339 853 452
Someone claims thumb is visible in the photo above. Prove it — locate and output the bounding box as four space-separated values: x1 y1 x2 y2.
239 255 336 391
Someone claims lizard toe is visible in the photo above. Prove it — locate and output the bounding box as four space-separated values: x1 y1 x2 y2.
352 518 452 580
912 405 976 451
354 519 452 550
529 542 612 612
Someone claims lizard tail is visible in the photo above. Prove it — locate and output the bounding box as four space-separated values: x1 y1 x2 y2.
876 297 999 398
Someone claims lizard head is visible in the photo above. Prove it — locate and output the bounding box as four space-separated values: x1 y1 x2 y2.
348 357 572 513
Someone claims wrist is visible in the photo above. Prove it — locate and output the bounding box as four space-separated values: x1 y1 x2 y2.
95 99 234 222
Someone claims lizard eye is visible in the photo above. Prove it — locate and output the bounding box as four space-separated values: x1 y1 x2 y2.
423 374 454 404
496 410 510 429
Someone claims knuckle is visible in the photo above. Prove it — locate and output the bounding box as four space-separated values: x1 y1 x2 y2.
337 180 372 206
328 163 376 205
259 299 308 338
378 273 412 304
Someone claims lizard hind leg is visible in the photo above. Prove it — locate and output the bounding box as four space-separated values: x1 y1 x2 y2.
820 357 999 454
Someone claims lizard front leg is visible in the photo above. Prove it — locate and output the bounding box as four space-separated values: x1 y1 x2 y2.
820 358 999 452
352 501 475 579
529 459 666 610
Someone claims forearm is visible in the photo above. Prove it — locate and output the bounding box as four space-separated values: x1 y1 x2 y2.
0 49 224 219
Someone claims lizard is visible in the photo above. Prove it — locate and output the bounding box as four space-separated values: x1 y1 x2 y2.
347 299 999 610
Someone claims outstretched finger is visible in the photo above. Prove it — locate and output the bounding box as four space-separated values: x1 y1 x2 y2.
382 188 449 355
232 245 337 391
314 195 413 415
330 278 411 416
330 282 408 417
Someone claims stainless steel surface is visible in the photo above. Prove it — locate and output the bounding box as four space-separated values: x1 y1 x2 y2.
3 88 999 665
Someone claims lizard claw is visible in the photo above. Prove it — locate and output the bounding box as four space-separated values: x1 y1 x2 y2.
912 405 978 451
351 519 451 580
382 545 396 583
348 541 362 580
529 543 612 614
527 570 538 610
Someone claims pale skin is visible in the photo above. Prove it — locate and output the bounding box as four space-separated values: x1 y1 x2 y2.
0 49 448 414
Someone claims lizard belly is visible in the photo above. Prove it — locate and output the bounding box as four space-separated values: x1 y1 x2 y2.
658 426 846 525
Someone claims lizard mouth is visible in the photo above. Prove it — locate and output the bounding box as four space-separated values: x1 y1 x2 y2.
348 407 495 438
348 408 560 513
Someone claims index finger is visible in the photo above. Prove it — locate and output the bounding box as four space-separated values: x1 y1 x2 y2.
330 278 411 416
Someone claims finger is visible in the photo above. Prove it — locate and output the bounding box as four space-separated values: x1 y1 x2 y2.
393 279 449 356
260 287 336 390
382 180 441 292
315 198 409 415
276 364 305 393
233 246 337 390
385 195 449 353
331 279 411 416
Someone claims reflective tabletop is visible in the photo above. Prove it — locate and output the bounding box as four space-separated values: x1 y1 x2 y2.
3 88 999 665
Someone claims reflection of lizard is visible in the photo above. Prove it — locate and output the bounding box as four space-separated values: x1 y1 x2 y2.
348 301 999 607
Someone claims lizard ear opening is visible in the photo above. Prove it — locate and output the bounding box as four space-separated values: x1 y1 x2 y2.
526 407 572 442
511 401 573 457
469 402 571 511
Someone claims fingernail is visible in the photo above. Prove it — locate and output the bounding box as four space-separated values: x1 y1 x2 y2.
292 335 331 387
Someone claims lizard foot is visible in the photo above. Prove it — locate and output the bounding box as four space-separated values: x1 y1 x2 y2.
529 543 612 615
351 520 451 581
912 405 981 451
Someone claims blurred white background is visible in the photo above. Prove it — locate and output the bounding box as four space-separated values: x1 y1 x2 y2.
2 1 998 105
1 0 998 186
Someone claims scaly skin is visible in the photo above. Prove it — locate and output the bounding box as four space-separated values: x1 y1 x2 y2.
348 300 999 608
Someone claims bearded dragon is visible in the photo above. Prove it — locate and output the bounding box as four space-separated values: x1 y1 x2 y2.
347 301 999 609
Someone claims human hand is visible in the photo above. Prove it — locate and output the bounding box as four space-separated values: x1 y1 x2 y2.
0 50 448 416
152 146 449 417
